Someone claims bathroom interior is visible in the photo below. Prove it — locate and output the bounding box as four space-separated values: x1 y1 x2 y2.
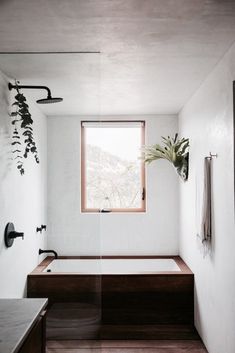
0 1 235 353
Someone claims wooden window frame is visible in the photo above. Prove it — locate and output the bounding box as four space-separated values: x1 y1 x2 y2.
81 120 146 213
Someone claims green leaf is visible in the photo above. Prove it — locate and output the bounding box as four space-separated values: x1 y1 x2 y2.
142 134 189 181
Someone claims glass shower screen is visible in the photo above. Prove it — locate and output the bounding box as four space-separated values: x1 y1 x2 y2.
0 52 102 348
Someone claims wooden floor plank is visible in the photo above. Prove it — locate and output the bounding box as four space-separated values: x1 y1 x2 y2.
47 348 206 353
47 340 205 349
46 340 208 353
46 348 207 353
100 324 200 340
47 323 200 340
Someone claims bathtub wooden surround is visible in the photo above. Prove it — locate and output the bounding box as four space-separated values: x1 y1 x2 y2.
27 256 195 340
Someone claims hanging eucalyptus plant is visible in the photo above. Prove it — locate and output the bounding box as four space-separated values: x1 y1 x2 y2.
142 134 189 181
10 80 39 175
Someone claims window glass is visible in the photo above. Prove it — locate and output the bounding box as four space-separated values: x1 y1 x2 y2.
81 121 145 212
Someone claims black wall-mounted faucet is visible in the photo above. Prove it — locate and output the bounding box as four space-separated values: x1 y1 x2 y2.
41 225 47 231
39 248 58 259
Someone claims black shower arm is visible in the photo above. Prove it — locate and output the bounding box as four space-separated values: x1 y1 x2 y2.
8 82 52 98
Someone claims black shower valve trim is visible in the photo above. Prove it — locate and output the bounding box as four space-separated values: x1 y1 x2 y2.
4 222 24 248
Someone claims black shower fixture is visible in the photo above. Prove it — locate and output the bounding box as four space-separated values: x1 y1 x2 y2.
8 82 63 104
4 223 24 248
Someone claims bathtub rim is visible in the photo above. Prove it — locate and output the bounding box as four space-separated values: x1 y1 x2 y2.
30 256 193 276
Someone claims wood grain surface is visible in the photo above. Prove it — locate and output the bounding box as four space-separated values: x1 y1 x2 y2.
46 339 208 352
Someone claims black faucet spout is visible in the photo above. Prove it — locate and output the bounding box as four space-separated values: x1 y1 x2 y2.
39 248 58 259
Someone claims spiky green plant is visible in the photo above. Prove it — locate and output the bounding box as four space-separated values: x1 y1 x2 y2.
142 134 189 181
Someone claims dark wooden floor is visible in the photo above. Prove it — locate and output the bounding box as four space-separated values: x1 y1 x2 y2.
46 339 208 353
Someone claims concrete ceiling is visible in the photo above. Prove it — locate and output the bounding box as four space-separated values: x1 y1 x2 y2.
0 0 235 115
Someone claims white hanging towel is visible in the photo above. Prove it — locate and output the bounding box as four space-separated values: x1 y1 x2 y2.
201 157 212 242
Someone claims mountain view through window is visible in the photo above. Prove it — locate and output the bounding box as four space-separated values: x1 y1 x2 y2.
81 121 145 212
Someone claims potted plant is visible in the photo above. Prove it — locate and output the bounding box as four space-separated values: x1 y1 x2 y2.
142 134 189 181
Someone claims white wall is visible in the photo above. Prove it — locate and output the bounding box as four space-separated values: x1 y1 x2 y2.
47 115 179 255
0 70 47 298
179 44 235 353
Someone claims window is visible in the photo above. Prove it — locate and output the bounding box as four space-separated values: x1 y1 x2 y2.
81 121 146 212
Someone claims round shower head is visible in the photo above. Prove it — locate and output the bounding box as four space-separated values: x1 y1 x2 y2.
36 96 63 104
8 82 63 104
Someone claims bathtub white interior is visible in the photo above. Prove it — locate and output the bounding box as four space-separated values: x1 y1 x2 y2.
43 258 181 274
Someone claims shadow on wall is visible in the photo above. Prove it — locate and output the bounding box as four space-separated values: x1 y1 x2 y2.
0 73 13 256
0 73 12 182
